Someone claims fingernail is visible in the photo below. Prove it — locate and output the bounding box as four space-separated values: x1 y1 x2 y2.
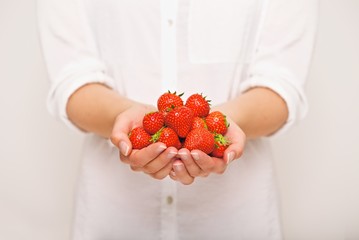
173 163 184 171
119 141 129 156
191 152 200 161
226 152 235 165
157 144 167 154
178 152 189 160
167 151 177 159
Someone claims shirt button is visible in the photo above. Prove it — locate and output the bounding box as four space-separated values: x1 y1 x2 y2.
166 196 173 205
168 19 174 26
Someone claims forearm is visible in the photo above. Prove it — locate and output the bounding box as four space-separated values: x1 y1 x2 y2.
216 87 289 139
66 83 138 138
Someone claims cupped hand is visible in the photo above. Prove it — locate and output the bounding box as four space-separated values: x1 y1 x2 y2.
110 104 178 179
170 116 246 185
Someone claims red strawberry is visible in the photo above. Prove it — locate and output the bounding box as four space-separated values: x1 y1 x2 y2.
165 106 194 138
211 133 230 158
191 117 207 130
185 93 211 117
157 91 184 112
129 127 152 149
152 127 181 149
142 111 165 134
205 111 229 135
183 128 215 154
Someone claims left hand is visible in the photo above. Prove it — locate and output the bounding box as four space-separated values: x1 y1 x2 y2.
169 116 246 185
110 104 177 180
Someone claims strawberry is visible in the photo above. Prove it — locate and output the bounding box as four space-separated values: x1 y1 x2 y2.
165 106 194 138
157 91 184 112
191 117 207 130
152 127 181 149
205 111 229 135
183 128 215 154
211 133 230 158
142 111 165 134
185 93 211 117
129 127 152 149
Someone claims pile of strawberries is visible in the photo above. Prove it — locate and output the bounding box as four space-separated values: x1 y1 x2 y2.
129 91 230 158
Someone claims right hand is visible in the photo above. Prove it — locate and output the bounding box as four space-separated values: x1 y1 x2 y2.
110 104 178 180
169 116 246 185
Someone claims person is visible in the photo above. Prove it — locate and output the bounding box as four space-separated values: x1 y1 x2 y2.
38 0 318 239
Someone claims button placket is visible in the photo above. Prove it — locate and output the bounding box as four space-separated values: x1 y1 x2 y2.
160 0 178 235
160 177 178 240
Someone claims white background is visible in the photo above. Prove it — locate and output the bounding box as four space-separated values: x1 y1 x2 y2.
0 0 358 239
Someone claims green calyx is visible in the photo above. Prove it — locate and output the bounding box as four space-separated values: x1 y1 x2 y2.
167 90 184 97
151 127 165 143
200 92 212 105
214 133 230 148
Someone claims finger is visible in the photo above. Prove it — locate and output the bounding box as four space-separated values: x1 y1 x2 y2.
177 148 203 177
111 132 132 157
223 119 246 164
142 147 178 174
169 170 178 181
173 160 194 185
223 142 244 165
129 165 142 172
191 150 226 174
123 142 167 168
110 114 134 153
120 149 135 164
190 150 215 172
223 133 246 165
148 160 174 180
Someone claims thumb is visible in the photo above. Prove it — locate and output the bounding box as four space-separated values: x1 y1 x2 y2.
111 132 132 157
110 118 133 157
224 130 246 165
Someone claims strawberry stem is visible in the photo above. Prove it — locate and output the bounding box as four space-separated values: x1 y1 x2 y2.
214 133 230 147
151 127 165 143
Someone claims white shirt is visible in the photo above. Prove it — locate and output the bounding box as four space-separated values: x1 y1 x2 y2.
38 0 318 239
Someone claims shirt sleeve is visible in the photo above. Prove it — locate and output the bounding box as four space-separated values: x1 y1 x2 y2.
239 0 319 137
37 0 116 133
